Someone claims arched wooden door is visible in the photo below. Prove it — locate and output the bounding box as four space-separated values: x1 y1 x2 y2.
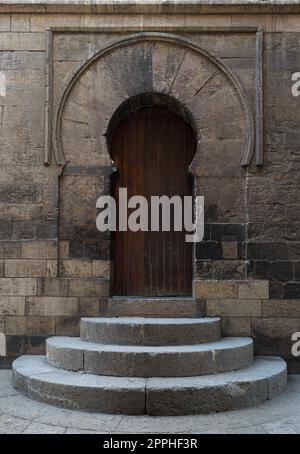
111 106 196 296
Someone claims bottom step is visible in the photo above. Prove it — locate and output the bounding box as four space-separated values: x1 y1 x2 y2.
12 356 287 416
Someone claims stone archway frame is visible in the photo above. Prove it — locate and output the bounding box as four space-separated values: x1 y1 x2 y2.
53 32 255 173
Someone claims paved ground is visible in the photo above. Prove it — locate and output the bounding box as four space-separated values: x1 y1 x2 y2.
0 370 300 434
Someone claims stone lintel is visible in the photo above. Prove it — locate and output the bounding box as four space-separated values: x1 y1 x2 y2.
1 1 300 15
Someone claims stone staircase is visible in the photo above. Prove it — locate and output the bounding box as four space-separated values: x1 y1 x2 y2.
12 298 287 415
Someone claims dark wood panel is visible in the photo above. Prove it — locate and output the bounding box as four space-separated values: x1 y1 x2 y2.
111 106 196 296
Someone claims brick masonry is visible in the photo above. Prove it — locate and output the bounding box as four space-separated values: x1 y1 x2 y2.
194 279 300 372
0 2 299 372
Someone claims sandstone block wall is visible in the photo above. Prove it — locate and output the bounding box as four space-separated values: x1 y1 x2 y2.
0 1 299 372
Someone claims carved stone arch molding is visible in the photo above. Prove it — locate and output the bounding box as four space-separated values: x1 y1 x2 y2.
54 32 255 175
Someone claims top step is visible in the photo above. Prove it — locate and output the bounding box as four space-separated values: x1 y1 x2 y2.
104 297 204 318
81 316 221 345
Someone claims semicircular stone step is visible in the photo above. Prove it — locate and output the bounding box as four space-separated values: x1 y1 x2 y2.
80 317 221 346
46 336 253 377
12 355 287 415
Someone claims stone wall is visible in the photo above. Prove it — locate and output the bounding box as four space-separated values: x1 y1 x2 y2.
0 2 300 372
194 279 300 373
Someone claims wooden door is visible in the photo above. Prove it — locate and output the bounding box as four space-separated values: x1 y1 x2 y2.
111 106 196 296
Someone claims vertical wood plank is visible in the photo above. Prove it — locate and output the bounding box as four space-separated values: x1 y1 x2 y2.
111 106 196 296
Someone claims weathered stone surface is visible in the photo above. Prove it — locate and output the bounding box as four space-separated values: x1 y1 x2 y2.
152 42 185 94
0 33 46 51
0 242 21 259
222 242 239 259
5 259 47 277
26 297 78 316
4 315 55 336
0 204 42 223
207 299 262 317
0 14 10 31
0 297 25 316
21 241 57 260
194 280 237 299
47 338 84 372
58 259 110 279
222 317 252 337
211 224 245 242
105 298 205 318
252 317 300 364
59 260 92 278
80 316 221 345
46 260 58 278
58 241 69 260
12 356 146 415
46 336 253 377
40 278 69 297
59 175 110 261
170 49 216 104
262 299 300 317
0 278 38 296
0 51 44 71
1 334 47 356
91 260 110 278
31 14 81 32
55 316 80 337
11 14 30 32
78 297 101 316
255 261 293 282
68 278 109 297
212 260 247 280
253 318 300 338
198 177 246 223
238 281 269 300
146 357 287 416
12 355 287 416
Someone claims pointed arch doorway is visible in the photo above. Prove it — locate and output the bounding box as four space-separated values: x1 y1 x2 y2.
109 96 197 297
